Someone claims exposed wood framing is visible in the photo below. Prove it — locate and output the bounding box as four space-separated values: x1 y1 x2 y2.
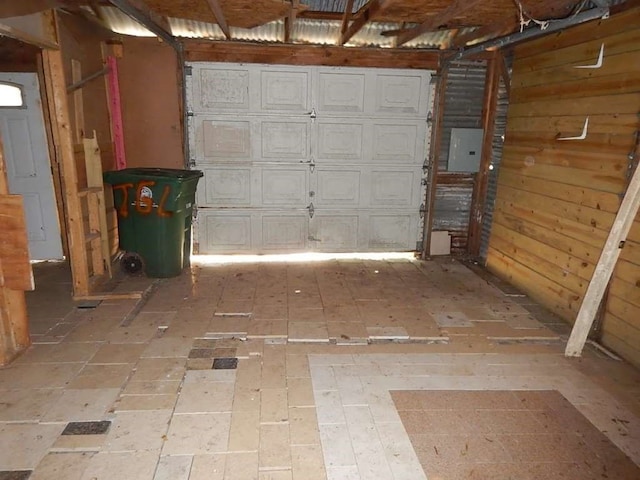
0 21 59 49
0 264 30 366
36 55 69 258
566 159 640 357
105 56 127 170
297 10 342 21
41 49 91 297
0 195 34 291
421 69 447 259
84 133 112 279
204 0 231 40
396 0 477 47
340 0 355 42
185 41 440 69
468 50 500 256
0 138 32 366
284 0 300 43
339 0 390 46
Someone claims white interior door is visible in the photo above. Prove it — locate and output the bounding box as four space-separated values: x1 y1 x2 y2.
0 72 63 260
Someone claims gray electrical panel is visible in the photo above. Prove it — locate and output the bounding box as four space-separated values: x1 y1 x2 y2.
448 128 484 172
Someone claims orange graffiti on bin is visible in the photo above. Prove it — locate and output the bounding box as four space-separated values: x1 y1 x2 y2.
157 185 173 218
112 183 134 218
114 181 174 217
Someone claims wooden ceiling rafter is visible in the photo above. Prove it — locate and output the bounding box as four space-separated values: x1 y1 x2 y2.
339 0 392 46
284 0 300 44
204 0 231 40
339 0 355 42
394 0 482 46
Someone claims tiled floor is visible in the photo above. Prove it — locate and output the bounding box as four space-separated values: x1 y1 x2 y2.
0 257 638 479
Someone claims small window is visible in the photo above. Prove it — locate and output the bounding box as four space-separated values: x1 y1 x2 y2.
0 83 24 107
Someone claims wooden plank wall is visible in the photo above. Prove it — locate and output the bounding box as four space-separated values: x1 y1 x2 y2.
486 7 640 366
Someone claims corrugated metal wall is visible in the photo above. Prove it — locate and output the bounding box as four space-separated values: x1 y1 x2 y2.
432 60 487 254
479 75 509 261
438 61 487 170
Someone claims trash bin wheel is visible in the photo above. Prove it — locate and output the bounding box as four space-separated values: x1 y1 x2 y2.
121 252 144 275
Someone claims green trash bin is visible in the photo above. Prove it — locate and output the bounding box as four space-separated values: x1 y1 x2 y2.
103 168 203 278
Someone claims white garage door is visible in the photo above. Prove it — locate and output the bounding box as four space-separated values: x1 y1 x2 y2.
187 63 433 254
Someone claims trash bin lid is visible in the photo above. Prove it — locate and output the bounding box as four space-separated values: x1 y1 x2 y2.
104 168 203 185
112 168 203 180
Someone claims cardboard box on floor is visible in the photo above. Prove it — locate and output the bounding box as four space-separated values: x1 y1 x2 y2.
430 231 451 256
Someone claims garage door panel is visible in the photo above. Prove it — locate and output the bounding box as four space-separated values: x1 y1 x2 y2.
372 123 420 163
262 215 308 250
262 168 308 206
314 169 361 207
317 72 365 113
261 121 310 159
197 68 250 111
198 167 252 207
201 120 251 161
310 215 359 251
370 169 421 207
369 214 416 250
374 74 427 116
261 70 310 112
199 213 253 252
317 122 363 161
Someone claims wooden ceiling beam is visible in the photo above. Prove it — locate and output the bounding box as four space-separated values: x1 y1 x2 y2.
204 0 230 40
184 39 440 69
395 0 482 46
297 10 342 21
339 0 391 46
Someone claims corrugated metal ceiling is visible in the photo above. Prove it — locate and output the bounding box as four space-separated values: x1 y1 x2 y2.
96 5 456 49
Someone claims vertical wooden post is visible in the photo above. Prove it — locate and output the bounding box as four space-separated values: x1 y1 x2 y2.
41 49 91 297
421 68 448 259
467 50 500 256
106 56 127 170
37 55 69 258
